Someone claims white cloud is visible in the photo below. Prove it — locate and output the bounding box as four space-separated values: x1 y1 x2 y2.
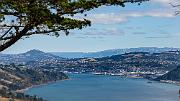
70 0 179 25
152 0 172 4
71 27 125 38
87 13 126 24
150 0 180 7
86 10 175 24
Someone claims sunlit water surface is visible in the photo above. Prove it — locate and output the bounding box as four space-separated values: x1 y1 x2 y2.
25 74 180 101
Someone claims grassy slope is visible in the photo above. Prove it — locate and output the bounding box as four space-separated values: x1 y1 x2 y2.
0 97 24 101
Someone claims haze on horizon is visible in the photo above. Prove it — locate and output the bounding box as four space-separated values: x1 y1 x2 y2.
2 0 180 54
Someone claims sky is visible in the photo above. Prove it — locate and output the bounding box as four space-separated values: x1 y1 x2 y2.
2 0 180 54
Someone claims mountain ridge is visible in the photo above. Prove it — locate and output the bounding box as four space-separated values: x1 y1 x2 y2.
50 47 180 58
0 49 65 64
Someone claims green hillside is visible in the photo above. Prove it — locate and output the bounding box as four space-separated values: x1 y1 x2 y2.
155 66 180 82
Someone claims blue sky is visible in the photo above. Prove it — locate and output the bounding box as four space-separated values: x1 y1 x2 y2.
3 0 180 54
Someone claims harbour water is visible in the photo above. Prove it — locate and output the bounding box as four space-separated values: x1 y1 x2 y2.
25 74 180 101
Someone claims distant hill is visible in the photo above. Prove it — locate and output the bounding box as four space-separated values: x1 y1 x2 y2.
50 47 180 58
1 47 180 64
155 66 180 82
50 52 88 58
41 50 180 74
0 49 64 64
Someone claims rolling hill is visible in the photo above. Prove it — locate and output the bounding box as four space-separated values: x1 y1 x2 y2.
0 49 65 64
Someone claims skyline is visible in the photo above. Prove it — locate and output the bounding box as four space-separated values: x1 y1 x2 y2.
2 46 180 54
2 0 180 54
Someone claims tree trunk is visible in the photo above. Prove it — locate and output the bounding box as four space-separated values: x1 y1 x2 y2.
0 26 30 52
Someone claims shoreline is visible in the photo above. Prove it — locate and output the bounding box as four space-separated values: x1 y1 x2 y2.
158 80 180 86
12 73 180 101
16 73 180 93
16 78 70 93
92 73 180 86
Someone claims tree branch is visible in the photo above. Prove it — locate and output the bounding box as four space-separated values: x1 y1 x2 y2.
57 0 149 15
0 26 13 39
0 29 64 40
0 0 149 52
0 25 31 52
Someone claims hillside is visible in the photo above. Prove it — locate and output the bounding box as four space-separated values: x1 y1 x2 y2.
0 64 68 90
2 50 180 77
30 50 180 80
0 64 68 101
0 97 26 101
155 66 180 82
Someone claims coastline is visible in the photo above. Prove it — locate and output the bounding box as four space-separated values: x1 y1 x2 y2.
158 80 180 86
92 73 180 86
18 73 180 101
16 73 180 94
16 78 70 93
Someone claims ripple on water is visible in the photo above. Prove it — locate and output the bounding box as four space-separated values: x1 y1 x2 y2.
25 74 180 101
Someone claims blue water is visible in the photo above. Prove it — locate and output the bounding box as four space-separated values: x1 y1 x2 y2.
25 74 180 101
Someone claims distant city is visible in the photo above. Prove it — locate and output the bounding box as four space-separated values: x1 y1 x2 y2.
1 47 180 84
1 47 180 101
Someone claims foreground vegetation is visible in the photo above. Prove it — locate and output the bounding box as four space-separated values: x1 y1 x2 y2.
0 0 148 52
0 97 23 101
0 64 68 101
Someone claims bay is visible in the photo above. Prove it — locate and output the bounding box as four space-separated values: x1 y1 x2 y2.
25 74 180 101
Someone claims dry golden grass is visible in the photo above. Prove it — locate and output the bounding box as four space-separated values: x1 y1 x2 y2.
0 97 8 101
0 97 26 101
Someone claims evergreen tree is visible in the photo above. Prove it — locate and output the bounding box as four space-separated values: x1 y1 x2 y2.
0 0 148 52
